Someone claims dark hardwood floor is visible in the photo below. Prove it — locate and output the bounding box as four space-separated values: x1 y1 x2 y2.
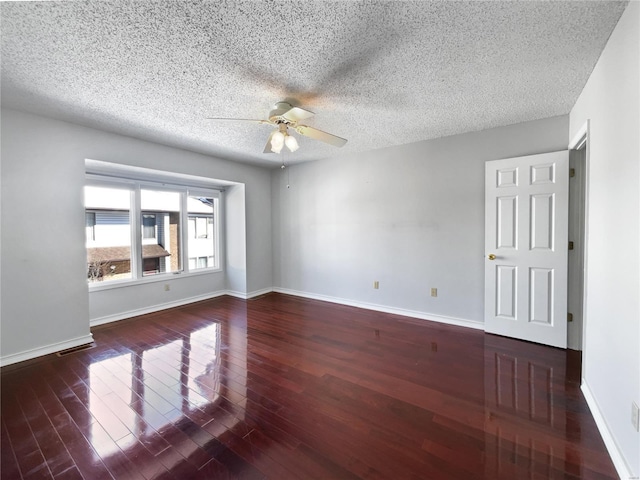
1 293 617 479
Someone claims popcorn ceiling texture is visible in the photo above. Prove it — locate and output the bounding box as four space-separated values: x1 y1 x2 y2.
0 1 628 166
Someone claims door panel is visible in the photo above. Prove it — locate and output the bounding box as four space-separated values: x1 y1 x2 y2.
529 267 553 324
496 266 517 318
530 194 554 250
497 196 517 248
485 151 569 348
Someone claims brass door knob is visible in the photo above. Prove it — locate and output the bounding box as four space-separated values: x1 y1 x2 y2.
488 254 497 260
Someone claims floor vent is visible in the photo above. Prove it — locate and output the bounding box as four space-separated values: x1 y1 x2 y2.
56 343 95 357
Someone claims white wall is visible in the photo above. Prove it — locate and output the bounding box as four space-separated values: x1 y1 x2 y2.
272 116 568 326
225 184 248 296
1 108 273 364
569 2 639 477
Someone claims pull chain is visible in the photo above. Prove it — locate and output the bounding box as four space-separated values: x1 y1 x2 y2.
281 151 290 189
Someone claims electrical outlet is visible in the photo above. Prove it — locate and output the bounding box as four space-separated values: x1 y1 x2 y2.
431 288 437 297
373 281 379 289
164 284 170 292
632 401 640 432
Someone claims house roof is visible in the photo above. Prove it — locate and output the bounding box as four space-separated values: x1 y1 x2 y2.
0 1 629 166
87 245 171 264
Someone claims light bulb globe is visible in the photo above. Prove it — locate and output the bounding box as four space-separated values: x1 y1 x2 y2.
285 135 299 152
271 131 285 146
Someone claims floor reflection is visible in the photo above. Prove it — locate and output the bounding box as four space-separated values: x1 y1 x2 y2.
88 322 230 460
483 334 580 478
1 295 617 479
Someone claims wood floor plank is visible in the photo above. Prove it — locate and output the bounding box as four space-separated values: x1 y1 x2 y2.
2 389 54 479
1 293 619 479
1 417 23 479
48 411 114 480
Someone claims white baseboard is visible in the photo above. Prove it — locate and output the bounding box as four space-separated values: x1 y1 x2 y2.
226 287 273 300
1 333 95 368
225 290 247 299
247 287 275 299
272 287 483 330
3 287 481 369
90 286 482 331
581 379 634 479
90 290 228 327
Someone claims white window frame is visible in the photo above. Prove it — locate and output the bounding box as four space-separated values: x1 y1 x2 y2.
186 188 220 272
85 173 222 291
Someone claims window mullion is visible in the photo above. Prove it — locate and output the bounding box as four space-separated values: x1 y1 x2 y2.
131 185 143 279
181 191 188 273
214 196 222 270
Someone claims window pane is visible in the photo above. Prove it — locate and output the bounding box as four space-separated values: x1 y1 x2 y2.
84 185 132 283
141 190 181 276
187 196 216 270
142 214 156 239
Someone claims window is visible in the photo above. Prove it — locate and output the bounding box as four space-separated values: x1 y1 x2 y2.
188 217 212 239
142 214 156 239
141 189 181 276
195 217 209 238
85 177 220 285
84 185 133 282
187 196 216 271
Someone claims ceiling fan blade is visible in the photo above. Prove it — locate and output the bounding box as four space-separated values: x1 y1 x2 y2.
295 125 347 147
206 118 270 124
263 131 276 153
281 106 315 122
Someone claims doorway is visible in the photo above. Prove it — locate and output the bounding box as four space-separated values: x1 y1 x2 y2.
567 123 589 353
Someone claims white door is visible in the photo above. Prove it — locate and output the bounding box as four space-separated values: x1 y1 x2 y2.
484 151 569 348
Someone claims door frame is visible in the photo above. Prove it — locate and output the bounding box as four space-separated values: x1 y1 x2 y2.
568 120 591 381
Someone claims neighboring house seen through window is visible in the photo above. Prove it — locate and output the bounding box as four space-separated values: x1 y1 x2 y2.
85 177 220 285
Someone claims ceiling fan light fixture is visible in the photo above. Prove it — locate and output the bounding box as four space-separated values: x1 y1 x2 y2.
271 129 285 146
270 129 285 153
271 141 284 154
271 130 285 146
285 134 299 152
209 102 347 154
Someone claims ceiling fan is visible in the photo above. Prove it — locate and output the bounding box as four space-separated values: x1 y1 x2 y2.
207 102 347 154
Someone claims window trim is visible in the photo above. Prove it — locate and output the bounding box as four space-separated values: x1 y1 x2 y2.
186 189 221 273
85 174 222 290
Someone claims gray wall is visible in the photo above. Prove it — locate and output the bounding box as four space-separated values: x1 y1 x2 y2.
272 116 568 325
1 109 273 363
569 1 639 476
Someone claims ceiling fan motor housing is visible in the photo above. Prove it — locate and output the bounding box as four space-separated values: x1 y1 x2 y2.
269 102 295 124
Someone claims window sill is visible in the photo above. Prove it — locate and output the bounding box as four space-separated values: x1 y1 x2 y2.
88 268 223 292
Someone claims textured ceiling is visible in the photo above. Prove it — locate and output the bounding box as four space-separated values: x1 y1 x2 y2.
1 1 628 167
